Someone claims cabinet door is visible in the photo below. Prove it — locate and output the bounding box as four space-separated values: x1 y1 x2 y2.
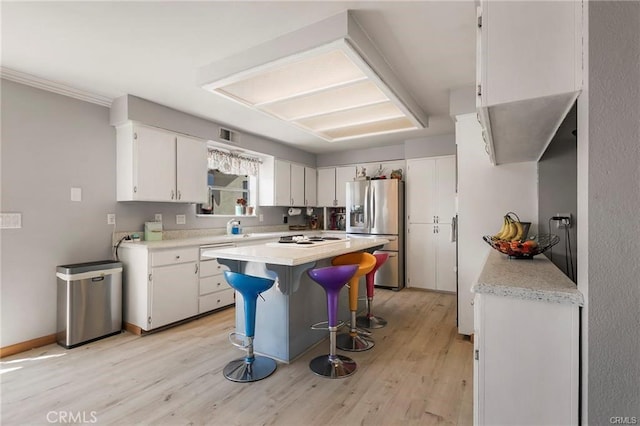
134 125 176 201
274 159 291 206
176 135 207 203
335 166 356 207
406 223 436 290
304 167 317 207
290 163 305 206
150 262 198 329
407 158 437 223
317 168 336 207
436 156 457 223
436 225 457 292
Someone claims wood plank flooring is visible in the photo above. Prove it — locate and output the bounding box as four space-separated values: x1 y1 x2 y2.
0 289 472 425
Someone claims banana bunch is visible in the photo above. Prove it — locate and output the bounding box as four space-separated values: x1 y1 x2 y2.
493 212 526 242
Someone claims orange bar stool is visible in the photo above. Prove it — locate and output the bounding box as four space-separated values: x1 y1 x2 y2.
356 252 389 329
332 252 377 351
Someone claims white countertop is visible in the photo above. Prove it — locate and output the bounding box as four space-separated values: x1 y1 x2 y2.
473 250 583 306
119 230 344 250
201 236 389 266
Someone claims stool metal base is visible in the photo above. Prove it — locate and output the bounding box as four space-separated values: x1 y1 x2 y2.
309 354 357 378
336 332 375 352
223 356 277 383
356 314 387 329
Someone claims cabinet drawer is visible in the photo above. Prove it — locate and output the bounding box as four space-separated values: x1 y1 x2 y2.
199 275 231 295
199 288 235 313
199 258 229 277
152 247 198 267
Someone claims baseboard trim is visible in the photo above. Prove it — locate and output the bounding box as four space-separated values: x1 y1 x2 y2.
0 334 57 358
123 322 143 336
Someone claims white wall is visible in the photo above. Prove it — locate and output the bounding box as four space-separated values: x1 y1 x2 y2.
456 113 538 335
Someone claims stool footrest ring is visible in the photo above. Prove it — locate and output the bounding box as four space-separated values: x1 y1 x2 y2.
228 332 250 349
311 320 345 331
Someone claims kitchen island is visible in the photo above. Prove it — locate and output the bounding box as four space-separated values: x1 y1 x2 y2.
202 236 388 363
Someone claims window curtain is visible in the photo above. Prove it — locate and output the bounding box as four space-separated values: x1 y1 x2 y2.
207 149 261 176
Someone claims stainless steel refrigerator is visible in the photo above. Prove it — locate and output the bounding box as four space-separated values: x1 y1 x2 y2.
346 179 404 290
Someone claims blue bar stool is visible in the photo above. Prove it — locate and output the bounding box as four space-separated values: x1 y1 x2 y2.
332 252 377 352
223 271 277 383
307 264 359 378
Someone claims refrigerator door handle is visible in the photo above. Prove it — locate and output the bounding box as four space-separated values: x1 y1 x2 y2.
364 183 370 229
371 185 376 229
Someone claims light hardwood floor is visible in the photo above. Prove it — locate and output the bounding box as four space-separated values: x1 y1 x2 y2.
1 289 472 425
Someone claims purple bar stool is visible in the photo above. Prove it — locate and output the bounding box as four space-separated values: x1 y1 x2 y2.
307 264 359 378
356 252 389 329
223 271 277 383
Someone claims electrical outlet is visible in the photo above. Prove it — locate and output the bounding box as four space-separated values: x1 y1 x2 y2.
259 214 264 222
107 213 116 225
555 213 572 228
155 213 162 222
176 214 186 225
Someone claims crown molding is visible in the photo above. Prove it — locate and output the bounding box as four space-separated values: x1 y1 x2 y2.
1 67 113 107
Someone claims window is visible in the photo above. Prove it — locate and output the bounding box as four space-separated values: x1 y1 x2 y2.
197 170 256 216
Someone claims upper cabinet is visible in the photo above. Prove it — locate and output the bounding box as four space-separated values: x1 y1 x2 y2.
476 0 582 165
316 166 356 207
304 167 317 207
116 123 207 202
259 158 315 206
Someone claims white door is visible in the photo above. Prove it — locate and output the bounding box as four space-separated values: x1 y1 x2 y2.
436 156 457 224
407 223 436 290
274 159 291 206
407 158 437 223
316 168 336 206
134 125 176 201
436 225 457 292
150 262 199 329
304 167 317 206
290 163 305 206
176 135 207 203
335 166 356 207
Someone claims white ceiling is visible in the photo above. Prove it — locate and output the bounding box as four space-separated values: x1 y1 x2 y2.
1 1 476 154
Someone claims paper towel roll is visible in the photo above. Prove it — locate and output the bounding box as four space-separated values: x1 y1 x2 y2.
288 208 302 216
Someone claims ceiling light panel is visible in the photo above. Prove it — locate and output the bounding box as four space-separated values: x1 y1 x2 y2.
200 11 427 142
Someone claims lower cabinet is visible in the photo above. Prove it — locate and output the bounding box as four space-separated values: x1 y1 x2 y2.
473 293 579 425
198 257 234 313
407 223 456 292
120 245 227 333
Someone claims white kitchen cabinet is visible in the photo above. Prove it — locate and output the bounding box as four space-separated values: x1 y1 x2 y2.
304 166 317 207
474 293 579 425
406 223 456 292
116 123 207 203
316 166 356 207
260 158 314 206
119 246 199 332
476 0 581 164
407 156 456 225
406 156 456 292
198 257 234 313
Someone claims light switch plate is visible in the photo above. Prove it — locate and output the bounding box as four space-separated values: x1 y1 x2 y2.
107 214 116 225
71 187 82 202
0 213 22 229
155 213 162 222
176 214 186 225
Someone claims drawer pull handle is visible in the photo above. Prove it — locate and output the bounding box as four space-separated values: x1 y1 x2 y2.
176 255 180 259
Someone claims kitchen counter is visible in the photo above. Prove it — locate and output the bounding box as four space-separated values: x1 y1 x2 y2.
201 236 388 266
119 230 345 250
201 235 388 363
473 250 583 306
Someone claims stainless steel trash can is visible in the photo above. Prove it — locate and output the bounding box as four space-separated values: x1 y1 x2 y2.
56 260 123 348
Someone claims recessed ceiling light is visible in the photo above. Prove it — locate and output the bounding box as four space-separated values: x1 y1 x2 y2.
198 11 427 142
